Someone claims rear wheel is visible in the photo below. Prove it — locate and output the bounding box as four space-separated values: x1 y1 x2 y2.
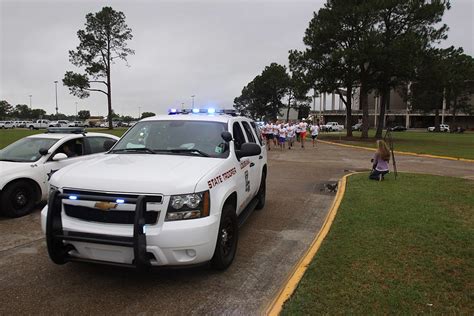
211 204 238 270
1 180 38 217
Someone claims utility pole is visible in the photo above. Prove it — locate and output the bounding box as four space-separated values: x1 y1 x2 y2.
191 95 195 109
29 95 32 109
138 106 141 119
75 102 78 121
54 80 58 118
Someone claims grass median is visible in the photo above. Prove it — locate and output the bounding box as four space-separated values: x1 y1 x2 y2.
0 128 128 149
282 173 474 314
318 130 474 160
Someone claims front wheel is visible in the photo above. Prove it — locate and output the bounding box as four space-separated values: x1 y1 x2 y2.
255 171 266 210
1 180 37 217
211 204 238 270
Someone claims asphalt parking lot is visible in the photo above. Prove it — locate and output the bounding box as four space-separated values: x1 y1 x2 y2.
1 142 472 314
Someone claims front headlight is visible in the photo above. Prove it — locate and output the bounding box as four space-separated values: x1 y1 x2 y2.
166 191 210 221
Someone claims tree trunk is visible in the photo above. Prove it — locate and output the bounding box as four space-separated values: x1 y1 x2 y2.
375 85 388 139
107 41 113 130
452 97 457 126
286 93 291 122
346 85 353 137
434 108 440 132
360 79 369 139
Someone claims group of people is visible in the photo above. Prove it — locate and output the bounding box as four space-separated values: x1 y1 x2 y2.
261 120 321 150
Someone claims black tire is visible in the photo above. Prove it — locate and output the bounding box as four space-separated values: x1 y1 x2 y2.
211 204 238 270
255 171 266 210
0 180 37 218
29 126 34 130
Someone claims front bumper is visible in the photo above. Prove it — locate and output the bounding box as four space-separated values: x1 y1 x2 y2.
42 190 219 268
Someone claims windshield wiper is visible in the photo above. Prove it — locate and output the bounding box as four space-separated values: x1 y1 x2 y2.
110 147 157 154
159 149 210 157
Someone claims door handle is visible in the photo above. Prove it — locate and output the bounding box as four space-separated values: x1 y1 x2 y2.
250 162 255 167
259 156 263 160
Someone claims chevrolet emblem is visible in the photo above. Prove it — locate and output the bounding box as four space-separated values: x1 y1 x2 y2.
94 201 118 211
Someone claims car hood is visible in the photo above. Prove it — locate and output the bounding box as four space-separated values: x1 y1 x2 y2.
51 154 226 195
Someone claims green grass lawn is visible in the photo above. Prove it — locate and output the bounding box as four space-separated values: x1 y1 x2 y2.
318 130 474 160
282 173 474 314
0 128 128 149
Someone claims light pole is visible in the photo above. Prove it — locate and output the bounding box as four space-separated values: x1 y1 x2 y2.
191 95 195 109
138 106 141 119
75 102 78 121
29 95 32 109
54 81 58 118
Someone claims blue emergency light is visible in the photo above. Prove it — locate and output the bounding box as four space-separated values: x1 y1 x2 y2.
168 108 238 116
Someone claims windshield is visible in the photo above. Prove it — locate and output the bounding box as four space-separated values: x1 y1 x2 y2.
111 120 229 158
0 138 59 162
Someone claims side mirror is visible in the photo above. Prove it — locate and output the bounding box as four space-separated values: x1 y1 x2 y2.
52 153 68 161
103 139 117 151
236 142 261 160
221 131 233 142
39 148 49 156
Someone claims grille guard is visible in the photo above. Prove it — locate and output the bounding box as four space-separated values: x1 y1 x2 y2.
45 190 162 269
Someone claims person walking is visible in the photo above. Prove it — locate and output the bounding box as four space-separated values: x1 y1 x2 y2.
310 123 319 147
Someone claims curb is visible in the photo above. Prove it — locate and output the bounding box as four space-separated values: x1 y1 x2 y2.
318 139 474 163
265 172 355 315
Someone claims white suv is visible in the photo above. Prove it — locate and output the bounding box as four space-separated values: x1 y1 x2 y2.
42 110 268 270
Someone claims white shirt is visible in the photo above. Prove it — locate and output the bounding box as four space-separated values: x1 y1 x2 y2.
311 125 320 136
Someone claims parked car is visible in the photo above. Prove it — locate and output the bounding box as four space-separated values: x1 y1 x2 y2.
49 120 69 127
68 121 85 127
0 128 119 217
427 124 449 132
390 126 407 132
352 123 362 131
323 122 344 132
2 121 17 129
28 120 50 129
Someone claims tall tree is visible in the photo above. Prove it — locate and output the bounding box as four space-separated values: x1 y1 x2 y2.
141 112 155 119
63 6 134 129
371 0 450 138
30 109 46 119
12 104 31 119
0 100 13 119
234 63 290 121
78 110 91 120
289 0 376 137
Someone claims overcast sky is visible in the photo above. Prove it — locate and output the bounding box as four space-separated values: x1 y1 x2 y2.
1 0 473 117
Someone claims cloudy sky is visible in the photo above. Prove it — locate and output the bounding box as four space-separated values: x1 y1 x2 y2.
1 0 473 117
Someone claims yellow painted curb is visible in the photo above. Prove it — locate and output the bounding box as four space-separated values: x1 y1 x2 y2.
318 139 474 163
265 172 356 316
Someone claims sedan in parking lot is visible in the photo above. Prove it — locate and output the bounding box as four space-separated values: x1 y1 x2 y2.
389 126 407 131
0 128 119 217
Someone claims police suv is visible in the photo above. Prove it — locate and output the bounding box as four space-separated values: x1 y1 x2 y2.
41 109 268 270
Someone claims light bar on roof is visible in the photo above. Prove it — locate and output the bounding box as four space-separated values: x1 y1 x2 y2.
168 108 238 116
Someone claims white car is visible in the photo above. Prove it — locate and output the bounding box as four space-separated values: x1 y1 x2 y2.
41 109 267 270
28 119 50 129
68 121 85 127
323 121 344 131
0 128 119 217
427 124 450 132
49 120 70 127
1 121 17 129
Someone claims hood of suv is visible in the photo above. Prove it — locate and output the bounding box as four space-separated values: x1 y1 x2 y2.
51 154 226 195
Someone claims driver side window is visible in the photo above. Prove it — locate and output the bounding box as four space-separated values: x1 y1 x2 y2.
232 122 246 151
53 138 84 159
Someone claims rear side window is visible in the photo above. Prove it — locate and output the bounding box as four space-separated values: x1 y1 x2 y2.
249 121 262 145
241 121 256 143
232 122 246 150
88 137 114 154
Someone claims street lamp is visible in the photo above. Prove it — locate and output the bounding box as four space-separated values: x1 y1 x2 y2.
54 80 58 118
29 95 32 109
191 95 195 109
75 102 78 121
138 106 141 119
